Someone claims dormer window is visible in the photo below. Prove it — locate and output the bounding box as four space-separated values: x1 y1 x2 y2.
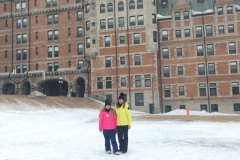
162 0 168 8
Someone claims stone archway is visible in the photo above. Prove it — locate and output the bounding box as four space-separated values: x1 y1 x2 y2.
2 83 15 95
76 77 85 97
38 79 69 96
22 81 30 95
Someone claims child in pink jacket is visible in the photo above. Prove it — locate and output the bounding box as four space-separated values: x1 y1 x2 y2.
99 99 120 155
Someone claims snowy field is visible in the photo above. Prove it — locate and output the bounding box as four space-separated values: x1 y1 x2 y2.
0 103 240 160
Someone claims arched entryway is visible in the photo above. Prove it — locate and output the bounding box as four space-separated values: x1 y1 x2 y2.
22 81 30 95
76 77 85 97
2 83 15 95
38 79 69 96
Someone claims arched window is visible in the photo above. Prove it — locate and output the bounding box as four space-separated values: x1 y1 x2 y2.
129 0 135 9
137 0 143 9
107 3 113 12
100 4 105 13
118 1 124 11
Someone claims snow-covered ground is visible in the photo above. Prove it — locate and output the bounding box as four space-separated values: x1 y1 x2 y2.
0 103 240 160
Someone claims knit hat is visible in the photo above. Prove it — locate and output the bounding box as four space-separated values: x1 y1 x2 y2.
118 93 125 100
105 99 111 106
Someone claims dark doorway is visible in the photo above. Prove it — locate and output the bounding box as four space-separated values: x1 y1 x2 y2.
76 77 85 97
22 81 30 95
2 83 15 95
38 79 68 96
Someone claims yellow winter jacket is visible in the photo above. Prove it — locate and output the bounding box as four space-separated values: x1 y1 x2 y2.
114 102 132 126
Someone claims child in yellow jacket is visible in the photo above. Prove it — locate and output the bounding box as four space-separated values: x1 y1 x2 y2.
114 93 132 154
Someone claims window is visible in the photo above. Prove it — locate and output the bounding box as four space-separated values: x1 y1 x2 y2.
76 0 81 3
133 33 140 44
227 6 233 14
228 24 234 33
135 75 141 87
217 7 223 15
229 42 236 54
180 105 186 109
100 19 106 29
15 1 26 11
119 17 124 27
135 93 144 106
162 48 169 59
165 105 172 113
47 14 58 24
218 25 224 34
130 16 136 26
16 33 27 44
86 37 90 48
36 32 38 39
232 82 239 95
211 104 218 112
47 63 53 71
152 0 155 5
163 66 170 77
106 77 112 89
200 104 207 111
234 104 240 111
198 63 205 75
184 11 189 19
100 4 105 13
199 83 206 96
184 29 190 37
179 86 185 95
68 44 71 52
206 25 212 37
153 31 157 42
16 65 27 73
118 1 124 11
120 56 125 65
164 85 171 98
108 18 114 28
209 83 217 96
47 46 59 58
97 77 103 89
129 0 135 9
67 11 70 19
77 43 83 55
230 61 238 73
162 30 168 41
138 15 144 25
105 56 111 67
4 3 6 11
207 44 214 55
175 12 180 20
162 0 167 7
177 48 182 57
197 45 203 56
208 63 215 74
196 26 202 37
16 18 27 28
46 0 57 8
134 54 141 65
152 14 156 24
107 3 113 12
120 36 125 44
77 60 83 69
86 21 90 31
77 27 83 37
36 16 38 23
106 94 113 104
36 47 38 55
16 49 27 60
77 11 82 21
144 74 151 87
85 4 90 13
5 35 8 43
176 30 181 38
36 63 38 70
137 0 143 9
68 28 71 36
177 66 183 75
105 36 110 47
47 30 59 41
121 77 126 87
5 50 8 58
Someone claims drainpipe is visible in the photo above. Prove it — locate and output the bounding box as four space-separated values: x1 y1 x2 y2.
156 5 163 113
202 14 211 113
28 0 31 71
114 0 119 98
11 0 13 73
126 0 131 109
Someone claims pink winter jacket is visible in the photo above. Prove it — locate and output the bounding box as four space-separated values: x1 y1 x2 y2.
99 110 117 130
